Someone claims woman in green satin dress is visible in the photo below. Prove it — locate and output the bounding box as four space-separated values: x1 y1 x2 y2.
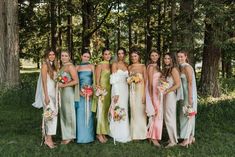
177 50 197 147
58 51 78 145
93 48 111 143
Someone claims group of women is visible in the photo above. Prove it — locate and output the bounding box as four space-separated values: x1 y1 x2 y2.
33 47 197 149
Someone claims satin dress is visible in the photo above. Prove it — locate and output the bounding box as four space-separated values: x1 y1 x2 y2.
75 70 95 143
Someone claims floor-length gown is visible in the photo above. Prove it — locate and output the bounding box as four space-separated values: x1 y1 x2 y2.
179 63 197 139
33 72 58 136
164 76 178 144
130 73 147 140
75 70 94 143
109 70 131 142
96 69 111 135
146 72 163 140
60 71 76 140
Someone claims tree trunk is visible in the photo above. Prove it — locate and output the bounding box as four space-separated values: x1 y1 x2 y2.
128 15 132 52
58 0 62 48
170 0 177 52
67 0 73 59
200 16 221 97
157 2 162 52
50 0 57 52
117 0 120 49
81 0 113 52
0 0 20 87
179 0 195 66
146 0 152 63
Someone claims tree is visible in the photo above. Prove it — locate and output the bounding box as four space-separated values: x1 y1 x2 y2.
0 0 20 87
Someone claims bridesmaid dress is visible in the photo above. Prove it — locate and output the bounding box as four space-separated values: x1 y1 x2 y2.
129 73 147 140
146 71 163 140
96 65 111 135
60 70 76 140
75 64 95 143
109 69 131 143
179 63 197 139
164 76 178 144
32 72 58 135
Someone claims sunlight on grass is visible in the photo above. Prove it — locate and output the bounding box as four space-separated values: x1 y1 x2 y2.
0 73 234 157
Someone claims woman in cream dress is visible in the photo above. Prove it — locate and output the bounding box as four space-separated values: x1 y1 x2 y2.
32 49 58 149
128 48 147 140
162 53 181 148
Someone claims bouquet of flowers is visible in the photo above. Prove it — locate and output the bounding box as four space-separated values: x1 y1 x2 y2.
109 104 127 122
43 107 56 122
183 105 197 118
95 86 107 98
158 79 170 93
55 71 69 84
81 84 93 97
81 84 93 127
127 73 142 84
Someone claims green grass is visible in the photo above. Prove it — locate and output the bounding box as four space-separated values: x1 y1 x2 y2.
0 73 235 157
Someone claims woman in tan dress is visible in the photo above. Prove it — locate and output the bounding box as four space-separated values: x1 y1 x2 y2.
128 48 147 140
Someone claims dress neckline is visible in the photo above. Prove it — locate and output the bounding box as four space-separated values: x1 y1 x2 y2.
100 61 110 64
80 62 90 65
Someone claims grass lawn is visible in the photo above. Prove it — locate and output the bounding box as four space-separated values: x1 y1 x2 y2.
0 72 234 157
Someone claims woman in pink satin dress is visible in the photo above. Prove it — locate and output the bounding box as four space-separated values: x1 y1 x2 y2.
146 49 163 147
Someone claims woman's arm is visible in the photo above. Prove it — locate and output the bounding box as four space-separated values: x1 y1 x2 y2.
59 64 78 88
185 66 193 106
41 63 49 105
165 67 180 94
95 64 102 86
111 62 117 74
142 65 147 104
147 65 154 98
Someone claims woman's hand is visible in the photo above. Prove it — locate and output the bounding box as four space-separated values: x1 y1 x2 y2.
58 83 65 88
142 96 146 104
113 95 119 104
80 90 85 97
188 97 193 107
44 96 50 105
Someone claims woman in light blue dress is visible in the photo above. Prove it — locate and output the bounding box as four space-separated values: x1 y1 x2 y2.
75 50 95 143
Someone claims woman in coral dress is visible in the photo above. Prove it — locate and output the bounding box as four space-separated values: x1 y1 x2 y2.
146 49 162 147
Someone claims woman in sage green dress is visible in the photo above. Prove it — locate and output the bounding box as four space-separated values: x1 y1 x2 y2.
177 50 197 147
93 48 111 143
58 51 79 145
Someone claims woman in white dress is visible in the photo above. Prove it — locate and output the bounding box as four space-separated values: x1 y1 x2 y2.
32 49 58 149
110 47 131 143
162 53 181 148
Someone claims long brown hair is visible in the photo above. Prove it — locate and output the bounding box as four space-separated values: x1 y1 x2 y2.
129 47 141 64
162 52 178 78
148 49 161 71
43 48 58 79
177 50 190 63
